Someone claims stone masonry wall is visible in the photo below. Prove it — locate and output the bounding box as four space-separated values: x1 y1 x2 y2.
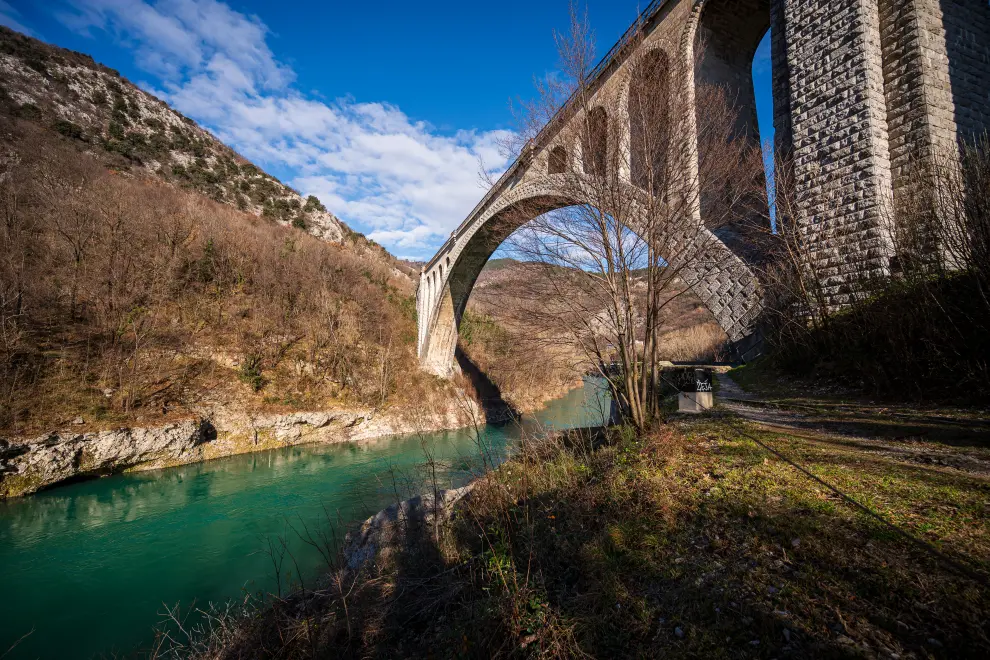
879 0 990 219
780 0 896 303
936 0 990 143
419 0 990 373
880 0 936 214
770 0 794 156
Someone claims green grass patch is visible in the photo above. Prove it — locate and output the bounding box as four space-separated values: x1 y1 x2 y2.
217 416 990 658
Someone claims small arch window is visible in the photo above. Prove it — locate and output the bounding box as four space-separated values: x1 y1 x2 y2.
582 107 608 175
548 146 568 174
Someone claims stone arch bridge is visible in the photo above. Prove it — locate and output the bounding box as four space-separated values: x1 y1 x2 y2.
418 0 990 377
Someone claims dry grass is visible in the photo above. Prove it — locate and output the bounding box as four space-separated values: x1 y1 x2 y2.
192 410 990 658
0 121 443 437
658 322 728 362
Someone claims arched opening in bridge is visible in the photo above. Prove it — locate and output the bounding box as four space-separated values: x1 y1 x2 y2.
694 0 775 234
629 47 671 194
548 146 568 174
752 30 776 230
582 107 608 175
448 198 738 375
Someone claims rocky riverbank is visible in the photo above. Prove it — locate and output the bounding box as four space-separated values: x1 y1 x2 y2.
0 397 482 499
342 484 475 572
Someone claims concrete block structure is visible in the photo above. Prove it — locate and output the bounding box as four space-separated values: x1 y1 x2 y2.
417 0 990 377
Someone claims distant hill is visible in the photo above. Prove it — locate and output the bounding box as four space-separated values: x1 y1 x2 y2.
474 258 720 335
458 255 730 410
481 257 522 272
0 26 351 243
0 27 461 441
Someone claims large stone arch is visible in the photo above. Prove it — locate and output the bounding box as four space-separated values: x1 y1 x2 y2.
418 174 762 377
418 0 990 377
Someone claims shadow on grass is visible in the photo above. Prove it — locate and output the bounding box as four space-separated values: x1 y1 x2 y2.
211 425 990 659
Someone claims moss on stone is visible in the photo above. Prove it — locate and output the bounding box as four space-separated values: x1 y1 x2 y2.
0 470 47 499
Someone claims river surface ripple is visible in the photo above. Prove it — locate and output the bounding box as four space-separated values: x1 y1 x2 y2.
0 378 610 659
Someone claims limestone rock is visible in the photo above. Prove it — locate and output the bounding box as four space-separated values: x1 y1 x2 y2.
0 420 211 498
342 484 475 572
0 395 483 499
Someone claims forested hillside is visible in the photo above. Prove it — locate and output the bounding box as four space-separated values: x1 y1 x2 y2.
0 122 443 436
0 28 440 437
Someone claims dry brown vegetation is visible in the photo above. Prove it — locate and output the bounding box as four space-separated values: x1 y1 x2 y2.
760 139 990 401
456 308 582 413
454 260 585 411
0 120 439 436
183 410 990 659
657 322 727 363
461 258 729 411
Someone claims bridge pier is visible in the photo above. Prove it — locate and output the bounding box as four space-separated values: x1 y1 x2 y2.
419 279 459 378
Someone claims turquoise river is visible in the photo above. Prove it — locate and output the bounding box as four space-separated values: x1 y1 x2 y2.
0 379 610 658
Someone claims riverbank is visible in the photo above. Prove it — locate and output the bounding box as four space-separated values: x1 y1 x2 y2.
0 378 608 659
0 389 483 499
207 398 990 658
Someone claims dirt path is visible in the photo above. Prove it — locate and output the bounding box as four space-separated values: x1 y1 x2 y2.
717 372 990 478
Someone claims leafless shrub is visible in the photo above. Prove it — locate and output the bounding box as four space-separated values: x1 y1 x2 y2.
489 7 762 429
759 136 990 397
0 121 432 433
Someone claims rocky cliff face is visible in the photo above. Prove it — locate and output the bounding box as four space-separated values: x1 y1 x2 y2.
0 401 480 499
0 26 349 242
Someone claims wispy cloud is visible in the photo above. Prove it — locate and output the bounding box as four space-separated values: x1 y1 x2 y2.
0 1 39 37
55 0 512 257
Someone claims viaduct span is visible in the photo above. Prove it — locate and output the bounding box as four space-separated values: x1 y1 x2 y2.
417 0 990 377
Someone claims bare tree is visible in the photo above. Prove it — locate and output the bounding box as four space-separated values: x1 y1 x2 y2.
486 6 762 430
756 132 990 396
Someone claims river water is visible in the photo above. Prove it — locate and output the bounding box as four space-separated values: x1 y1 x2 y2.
0 379 609 659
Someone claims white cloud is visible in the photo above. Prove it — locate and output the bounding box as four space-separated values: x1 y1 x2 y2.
0 1 39 37
55 0 513 258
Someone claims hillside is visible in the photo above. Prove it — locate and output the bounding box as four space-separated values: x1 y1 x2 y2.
474 258 725 341
0 27 355 244
457 258 729 411
0 25 730 485
0 28 466 456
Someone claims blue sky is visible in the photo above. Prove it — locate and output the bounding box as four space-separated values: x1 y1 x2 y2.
1 0 773 260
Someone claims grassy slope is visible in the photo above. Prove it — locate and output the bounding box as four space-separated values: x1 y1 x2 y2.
208 403 990 658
